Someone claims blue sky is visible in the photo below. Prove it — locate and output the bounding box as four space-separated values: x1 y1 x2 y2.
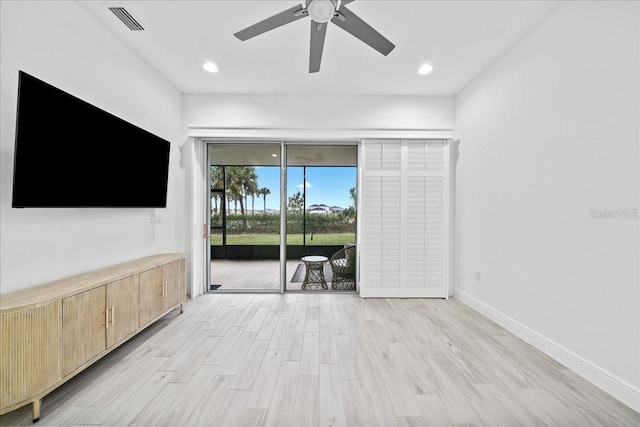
255 166 356 210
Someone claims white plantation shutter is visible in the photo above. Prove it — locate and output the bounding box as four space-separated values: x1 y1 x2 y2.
359 139 449 298
360 142 402 291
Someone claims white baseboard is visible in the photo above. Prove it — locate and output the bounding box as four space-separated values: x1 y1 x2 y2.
454 288 640 413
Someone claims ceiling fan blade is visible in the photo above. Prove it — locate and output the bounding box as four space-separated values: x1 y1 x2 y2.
309 21 328 73
234 4 308 41
331 6 395 56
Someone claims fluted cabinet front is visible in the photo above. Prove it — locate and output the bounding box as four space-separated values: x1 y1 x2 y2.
0 302 60 412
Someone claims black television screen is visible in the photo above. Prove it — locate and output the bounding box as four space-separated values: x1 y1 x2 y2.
12 71 170 208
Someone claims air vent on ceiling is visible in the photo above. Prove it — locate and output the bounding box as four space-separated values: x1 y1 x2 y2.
108 6 145 31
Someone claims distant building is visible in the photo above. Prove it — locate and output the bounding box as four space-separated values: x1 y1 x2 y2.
307 204 344 214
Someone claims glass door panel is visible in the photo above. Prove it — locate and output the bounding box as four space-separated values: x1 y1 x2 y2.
285 145 358 291
208 144 281 292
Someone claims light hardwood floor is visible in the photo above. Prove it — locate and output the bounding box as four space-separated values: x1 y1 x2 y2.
1 294 638 426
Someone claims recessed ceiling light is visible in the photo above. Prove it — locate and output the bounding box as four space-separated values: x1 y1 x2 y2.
203 62 218 73
418 64 433 75
271 154 278 157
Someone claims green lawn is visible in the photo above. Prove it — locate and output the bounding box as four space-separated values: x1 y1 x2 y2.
210 233 355 245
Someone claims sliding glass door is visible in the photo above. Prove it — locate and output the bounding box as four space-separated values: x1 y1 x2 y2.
206 142 357 293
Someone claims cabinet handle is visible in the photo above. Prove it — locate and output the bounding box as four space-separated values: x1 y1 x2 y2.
105 307 110 329
110 305 115 326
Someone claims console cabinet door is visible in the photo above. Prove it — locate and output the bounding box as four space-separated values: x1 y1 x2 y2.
163 259 184 310
62 287 106 377
0 302 60 410
139 266 164 327
106 275 139 348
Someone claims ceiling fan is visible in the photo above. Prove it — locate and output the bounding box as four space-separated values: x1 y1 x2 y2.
233 0 395 73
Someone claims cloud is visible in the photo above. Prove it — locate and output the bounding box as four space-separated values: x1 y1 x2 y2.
297 181 313 189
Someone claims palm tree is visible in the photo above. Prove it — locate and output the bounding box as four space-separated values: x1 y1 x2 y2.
224 166 258 229
260 187 271 213
236 167 256 215
239 167 257 228
225 166 244 215
247 179 260 215
210 166 224 214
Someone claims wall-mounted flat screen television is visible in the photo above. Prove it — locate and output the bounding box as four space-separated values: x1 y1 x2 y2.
12 71 170 208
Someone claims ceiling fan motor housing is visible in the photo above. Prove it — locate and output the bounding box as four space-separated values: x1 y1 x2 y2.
307 0 337 23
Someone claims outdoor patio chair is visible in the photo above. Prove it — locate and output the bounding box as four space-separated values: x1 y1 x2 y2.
329 244 356 290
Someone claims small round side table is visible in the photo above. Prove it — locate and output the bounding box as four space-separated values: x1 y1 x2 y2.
301 256 328 290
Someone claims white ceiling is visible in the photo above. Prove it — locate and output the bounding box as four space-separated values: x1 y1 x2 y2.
78 0 563 96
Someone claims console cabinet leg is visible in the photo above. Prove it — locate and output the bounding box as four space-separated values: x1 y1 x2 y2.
32 398 41 423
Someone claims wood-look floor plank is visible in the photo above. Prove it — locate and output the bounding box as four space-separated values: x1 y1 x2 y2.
70 355 168 409
255 309 281 340
282 323 305 361
73 357 170 424
319 300 334 326
101 370 173 427
308 294 320 308
217 332 258 375
335 333 360 380
127 365 218 427
300 332 320 376
402 416 429 427
279 295 298 318
204 325 243 365
168 336 221 383
305 306 320 333
259 294 277 308
158 328 213 372
318 363 347 427
206 389 250 427
239 408 269 427
200 303 233 330
319 324 338 364
188 375 235 427
230 339 270 390
292 375 320 427
245 349 284 409
268 317 292 350
235 302 261 327
210 308 244 337
292 299 308 324
264 360 300 427
342 379 380 427
245 306 270 332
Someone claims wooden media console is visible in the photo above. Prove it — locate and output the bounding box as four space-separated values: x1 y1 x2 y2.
0 253 186 422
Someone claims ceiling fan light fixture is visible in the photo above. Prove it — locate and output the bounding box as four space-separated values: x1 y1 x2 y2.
308 0 336 23
418 64 434 75
203 62 219 73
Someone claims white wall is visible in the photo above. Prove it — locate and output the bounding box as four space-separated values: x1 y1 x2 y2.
0 1 188 294
184 94 454 133
183 94 455 297
454 0 639 410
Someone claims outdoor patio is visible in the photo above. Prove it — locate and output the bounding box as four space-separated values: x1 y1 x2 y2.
209 259 356 292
